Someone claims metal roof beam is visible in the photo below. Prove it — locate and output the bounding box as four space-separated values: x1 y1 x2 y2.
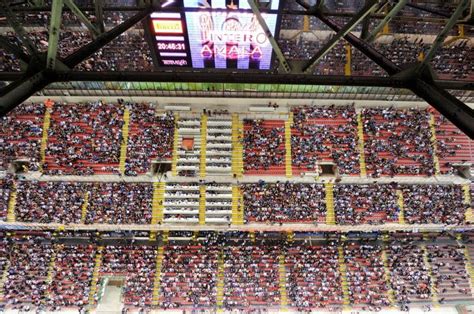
46 0 64 70
303 0 379 73
94 0 105 34
421 0 470 68
365 0 408 43
63 0 100 38
0 35 31 65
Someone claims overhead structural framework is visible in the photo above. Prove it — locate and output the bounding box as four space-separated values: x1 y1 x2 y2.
365 0 408 43
0 6 153 116
302 0 379 73
296 0 474 139
46 0 64 70
63 0 101 38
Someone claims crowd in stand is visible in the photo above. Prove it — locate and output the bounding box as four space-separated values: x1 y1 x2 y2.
0 178 11 221
243 119 285 173
125 104 175 176
291 105 360 175
334 184 399 225
402 184 467 225
285 244 343 308
160 245 218 308
101 245 157 308
363 107 435 177
15 180 88 224
242 181 326 223
86 182 153 224
1 233 474 311
44 101 124 175
0 103 45 171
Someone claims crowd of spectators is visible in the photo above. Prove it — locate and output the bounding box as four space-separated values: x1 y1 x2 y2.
285 244 343 308
433 110 474 175
125 104 175 176
343 243 390 309
47 244 96 308
44 101 124 175
1 233 474 311
15 180 88 223
0 178 12 221
242 181 326 223
387 243 432 304
334 184 399 225
0 103 45 171
100 245 157 308
86 182 153 224
291 105 360 175
160 245 218 308
75 31 153 72
223 245 281 308
402 184 467 225
363 107 435 177
243 119 285 174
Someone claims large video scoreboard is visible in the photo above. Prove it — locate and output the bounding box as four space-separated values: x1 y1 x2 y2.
149 0 282 70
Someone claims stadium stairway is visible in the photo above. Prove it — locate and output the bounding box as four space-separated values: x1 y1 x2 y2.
285 112 293 178
7 182 16 222
152 182 165 225
231 186 244 225
171 114 179 177
356 112 367 177
216 250 225 312
231 114 244 178
200 114 207 178
337 245 351 308
151 245 164 306
80 191 90 224
396 189 406 224
325 183 336 225
88 246 104 306
278 254 289 309
428 113 441 175
464 184 473 223
381 244 396 306
39 108 51 172
422 244 440 307
43 246 58 303
119 108 131 175
199 185 206 225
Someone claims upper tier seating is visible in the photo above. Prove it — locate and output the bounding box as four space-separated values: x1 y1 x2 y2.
0 103 45 171
291 105 360 176
363 108 435 177
125 104 175 176
243 119 285 175
44 101 124 175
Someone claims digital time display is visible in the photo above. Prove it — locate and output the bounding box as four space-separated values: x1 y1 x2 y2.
149 0 282 69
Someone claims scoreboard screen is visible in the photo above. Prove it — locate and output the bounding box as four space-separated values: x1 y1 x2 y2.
149 0 282 69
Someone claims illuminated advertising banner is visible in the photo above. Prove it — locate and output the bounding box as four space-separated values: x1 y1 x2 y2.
149 0 281 70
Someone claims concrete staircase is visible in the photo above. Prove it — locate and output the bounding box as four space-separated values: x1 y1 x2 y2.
325 183 335 225
39 108 51 172
88 246 104 307
284 112 293 178
231 113 244 178
356 112 367 177
151 245 164 306
119 108 131 175
7 182 16 222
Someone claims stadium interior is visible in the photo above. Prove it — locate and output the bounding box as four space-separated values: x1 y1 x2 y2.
0 0 474 313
